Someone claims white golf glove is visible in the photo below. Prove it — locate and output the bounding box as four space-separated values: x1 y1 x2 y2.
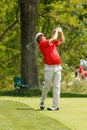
56 27 62 32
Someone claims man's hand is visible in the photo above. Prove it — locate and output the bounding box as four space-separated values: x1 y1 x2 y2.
56 27 62 32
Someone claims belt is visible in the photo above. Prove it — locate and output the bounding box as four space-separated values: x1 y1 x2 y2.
45 64 61 67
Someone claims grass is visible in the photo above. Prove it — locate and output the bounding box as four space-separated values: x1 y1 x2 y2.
0 96 87 130
0 98 70 130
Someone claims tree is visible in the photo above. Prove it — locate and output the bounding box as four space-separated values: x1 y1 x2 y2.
19 0 39 89
0 0 20 88
0 0 87 90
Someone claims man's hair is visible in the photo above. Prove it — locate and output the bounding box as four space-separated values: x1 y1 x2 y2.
37 38 39 44
36 32 43 43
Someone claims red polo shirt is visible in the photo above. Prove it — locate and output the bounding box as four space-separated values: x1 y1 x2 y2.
39 39 61 65
82 71 87 78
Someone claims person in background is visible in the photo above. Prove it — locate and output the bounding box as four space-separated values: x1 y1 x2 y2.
77 66 87 80
36 27 65 110
75 66 81 81
80 59 87 70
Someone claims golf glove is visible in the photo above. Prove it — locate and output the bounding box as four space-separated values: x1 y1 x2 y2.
56 27 62 32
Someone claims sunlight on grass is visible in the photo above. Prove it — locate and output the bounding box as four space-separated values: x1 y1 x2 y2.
0 96 87 130
0 99 70 130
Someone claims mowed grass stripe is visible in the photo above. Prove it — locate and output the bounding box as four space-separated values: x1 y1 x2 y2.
0 100 71 130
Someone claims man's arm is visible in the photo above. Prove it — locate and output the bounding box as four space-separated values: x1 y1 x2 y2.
49 29 59 44
58 31 65 46
49 28 65 45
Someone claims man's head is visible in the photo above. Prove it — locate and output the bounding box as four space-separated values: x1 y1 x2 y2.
36 32 45 43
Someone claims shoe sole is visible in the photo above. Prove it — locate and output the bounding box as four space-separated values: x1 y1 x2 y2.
47 108 59 111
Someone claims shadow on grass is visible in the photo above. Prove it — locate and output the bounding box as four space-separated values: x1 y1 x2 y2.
0 100 71 130
0 88 87 97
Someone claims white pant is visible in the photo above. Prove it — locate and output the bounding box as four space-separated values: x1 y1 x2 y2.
40 64 62 108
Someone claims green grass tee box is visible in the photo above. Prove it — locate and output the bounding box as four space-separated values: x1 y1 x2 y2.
0 100 70 130
0 97 87 130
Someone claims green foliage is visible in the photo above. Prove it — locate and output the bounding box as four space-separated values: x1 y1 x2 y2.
0 0 87 93
38 0 87 64
37 0 87 87
61 79 87 94
0 0 20 88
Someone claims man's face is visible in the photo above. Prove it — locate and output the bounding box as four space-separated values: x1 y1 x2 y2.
38 34 46 42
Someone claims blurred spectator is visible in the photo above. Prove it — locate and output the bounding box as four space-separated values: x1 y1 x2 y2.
77 66 87 80
75 66 80 80
80 59 87 70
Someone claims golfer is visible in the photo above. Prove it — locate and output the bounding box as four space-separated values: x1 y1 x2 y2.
36 27 65 110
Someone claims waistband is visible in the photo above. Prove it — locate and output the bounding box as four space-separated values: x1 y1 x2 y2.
45 64 61 67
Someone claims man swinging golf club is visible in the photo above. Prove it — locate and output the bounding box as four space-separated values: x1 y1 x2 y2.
36 27 65 110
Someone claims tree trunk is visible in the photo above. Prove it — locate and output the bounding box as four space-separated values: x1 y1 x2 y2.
19 0 39 89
